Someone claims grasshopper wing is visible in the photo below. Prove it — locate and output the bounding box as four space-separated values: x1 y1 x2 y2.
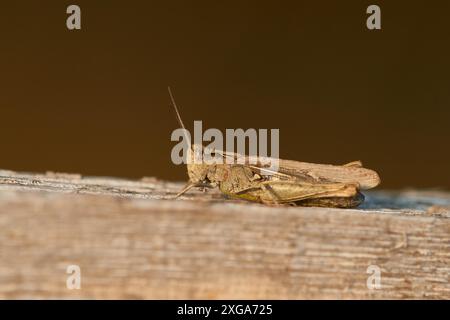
273 159 380 190
215 150 380 190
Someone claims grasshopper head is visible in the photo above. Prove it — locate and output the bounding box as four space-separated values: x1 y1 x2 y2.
168 87 215 188
186 144 210 184
187 163 210 183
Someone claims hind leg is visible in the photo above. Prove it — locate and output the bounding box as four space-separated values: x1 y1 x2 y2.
296 192 365 208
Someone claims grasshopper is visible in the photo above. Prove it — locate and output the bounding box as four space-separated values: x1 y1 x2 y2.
168 88 380 208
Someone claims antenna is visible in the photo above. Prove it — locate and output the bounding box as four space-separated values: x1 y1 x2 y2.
168 86 186 130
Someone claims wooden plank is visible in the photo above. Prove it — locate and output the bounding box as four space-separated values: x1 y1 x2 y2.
0 169 449 299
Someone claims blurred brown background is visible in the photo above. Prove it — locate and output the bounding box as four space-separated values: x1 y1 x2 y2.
0 1 449 189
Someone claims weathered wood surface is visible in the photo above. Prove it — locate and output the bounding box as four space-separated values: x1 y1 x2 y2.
0 169 449 299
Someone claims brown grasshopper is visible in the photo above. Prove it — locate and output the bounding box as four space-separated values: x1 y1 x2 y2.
169 88 380 208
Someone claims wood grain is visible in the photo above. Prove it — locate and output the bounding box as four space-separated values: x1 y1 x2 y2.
0 169 449 299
